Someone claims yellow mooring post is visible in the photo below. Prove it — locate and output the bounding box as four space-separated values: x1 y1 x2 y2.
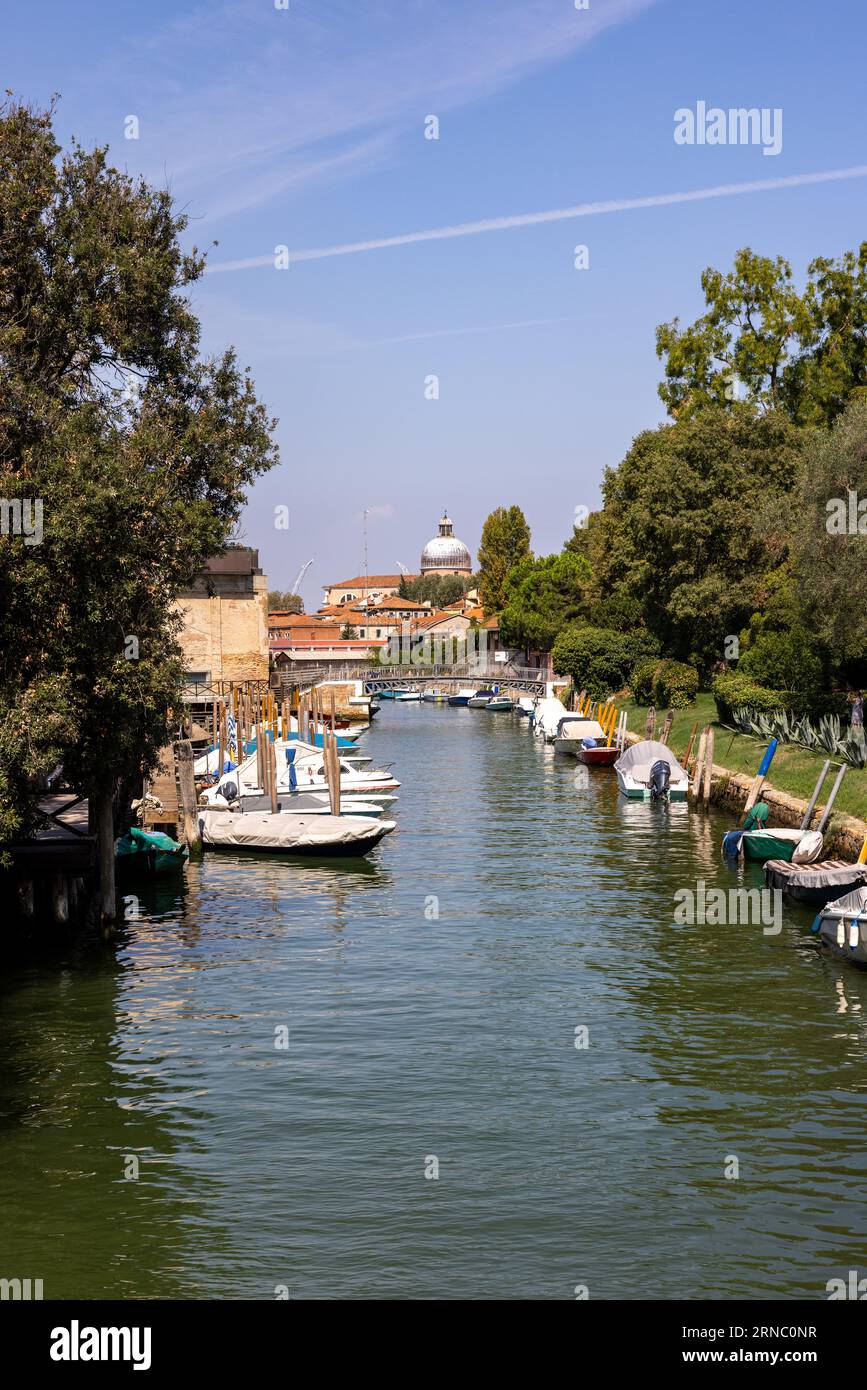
858 834 867 865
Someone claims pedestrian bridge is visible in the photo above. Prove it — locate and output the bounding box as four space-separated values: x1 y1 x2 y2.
362 668 557 697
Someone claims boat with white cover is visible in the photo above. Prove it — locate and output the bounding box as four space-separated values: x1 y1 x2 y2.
532 697 570 741
614 740 689 801
552 716 606 755
811 885 867 965
199 806 395 857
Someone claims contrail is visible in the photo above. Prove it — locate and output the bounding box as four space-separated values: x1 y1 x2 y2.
206 164 867 273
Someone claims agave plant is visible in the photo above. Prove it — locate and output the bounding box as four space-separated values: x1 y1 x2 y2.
842 729 867 768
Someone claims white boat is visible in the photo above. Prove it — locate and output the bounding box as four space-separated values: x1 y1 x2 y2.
532 696 570 741
199 806 395 857
552 716 606 755
286 750 399 794
422 689 449 703
201 784 388 818
812 885 867 964
614 740 689 801
395 691 421 702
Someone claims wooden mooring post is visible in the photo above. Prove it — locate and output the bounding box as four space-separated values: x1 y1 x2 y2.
174 740 202 858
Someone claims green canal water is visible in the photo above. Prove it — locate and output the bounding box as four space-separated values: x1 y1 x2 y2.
2 703 866 1300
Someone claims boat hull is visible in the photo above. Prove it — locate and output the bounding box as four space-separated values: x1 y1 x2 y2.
486 700 514 712
579 746 619 767
199 809 395 857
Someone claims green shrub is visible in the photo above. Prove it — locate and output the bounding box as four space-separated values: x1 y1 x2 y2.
712 672 786 723
630 656 665 703
653 659 699 708
553 625 650 699
738 629 825 713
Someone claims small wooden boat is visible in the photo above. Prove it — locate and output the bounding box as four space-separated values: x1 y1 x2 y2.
199 807 395 857
580 744 619 767
115 826 189 876
765 857 867 908
811 886 867 965
614 740 689 801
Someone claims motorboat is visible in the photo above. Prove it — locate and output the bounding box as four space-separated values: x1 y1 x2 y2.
448 688 478 707
485 697 514 713
422 690 449 703
764 857 867 907
198 806 395 857
614 740 689 801
723 827 823 865
516 697 536 719
468 690 495 708
202 784 388 818
395 691 421 702
811 885 867 964
115 826 188 876
552 716 606 755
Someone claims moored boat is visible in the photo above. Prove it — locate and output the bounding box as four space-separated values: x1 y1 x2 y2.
448 688 477 707
485 696 514 712
580 744 619 767
811 885 867 965
115 826 189 876
552 716 606 755
764 857 867 907
722 827 823 865
199 806 395 857
614 740 689 801
468 690 494 708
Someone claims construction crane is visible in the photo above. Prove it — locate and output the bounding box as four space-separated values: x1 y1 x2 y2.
395 561 410 575
290 558 314 596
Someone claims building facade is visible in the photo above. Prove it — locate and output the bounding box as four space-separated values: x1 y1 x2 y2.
177 547 269 684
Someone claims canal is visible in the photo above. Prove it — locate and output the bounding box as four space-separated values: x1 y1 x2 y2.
2 702 866 1299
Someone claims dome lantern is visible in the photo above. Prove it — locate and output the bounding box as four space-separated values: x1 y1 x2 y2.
419 510 473 576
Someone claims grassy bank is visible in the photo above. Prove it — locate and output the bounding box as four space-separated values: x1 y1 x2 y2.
615 693 867 823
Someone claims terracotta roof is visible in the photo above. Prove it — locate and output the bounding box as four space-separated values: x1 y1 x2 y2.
350 595 429 612
323 574 417 589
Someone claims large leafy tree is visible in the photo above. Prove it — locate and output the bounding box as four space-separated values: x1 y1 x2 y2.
590 408 801 672
499 551 592 651
0 100 277 884
790 397 867 669
476 504 531 614
656 244 867 425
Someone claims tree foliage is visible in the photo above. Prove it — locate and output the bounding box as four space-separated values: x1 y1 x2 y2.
0 99 278 844
268 590 303 613
476 504 531 614
656 243 867 425
499 551 592 650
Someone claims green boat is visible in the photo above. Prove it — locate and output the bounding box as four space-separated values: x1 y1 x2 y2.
485 698 514 712
116 826 189 877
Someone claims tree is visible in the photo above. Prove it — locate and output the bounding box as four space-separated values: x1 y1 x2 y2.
268 590 303 613
0 100 277 878
476 505 531 614
499 551 592 650
398 572 472 607
790 397 867 667
656 243 867 425
551 625 656 698
340 624 359 639
590 408 801 673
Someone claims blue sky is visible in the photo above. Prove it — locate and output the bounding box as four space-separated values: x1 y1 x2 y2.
7 0 867 605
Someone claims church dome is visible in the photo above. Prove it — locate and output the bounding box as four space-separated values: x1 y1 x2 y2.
420 513 472 574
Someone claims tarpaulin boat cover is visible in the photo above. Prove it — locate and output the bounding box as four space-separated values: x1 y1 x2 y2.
614 740 687 781
556 718 606 740
765 860 867 894
818 885 867 918
199 808 393 853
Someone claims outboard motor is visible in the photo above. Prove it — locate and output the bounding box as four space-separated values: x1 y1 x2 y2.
649 759 671 801
221 780 240 806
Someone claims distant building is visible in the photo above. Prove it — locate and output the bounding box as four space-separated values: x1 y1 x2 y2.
177 547 269 684
321 574 416 607
419 512 473 577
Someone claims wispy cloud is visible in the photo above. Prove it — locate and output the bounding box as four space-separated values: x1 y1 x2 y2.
206 164 867 271
104 0 658 223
